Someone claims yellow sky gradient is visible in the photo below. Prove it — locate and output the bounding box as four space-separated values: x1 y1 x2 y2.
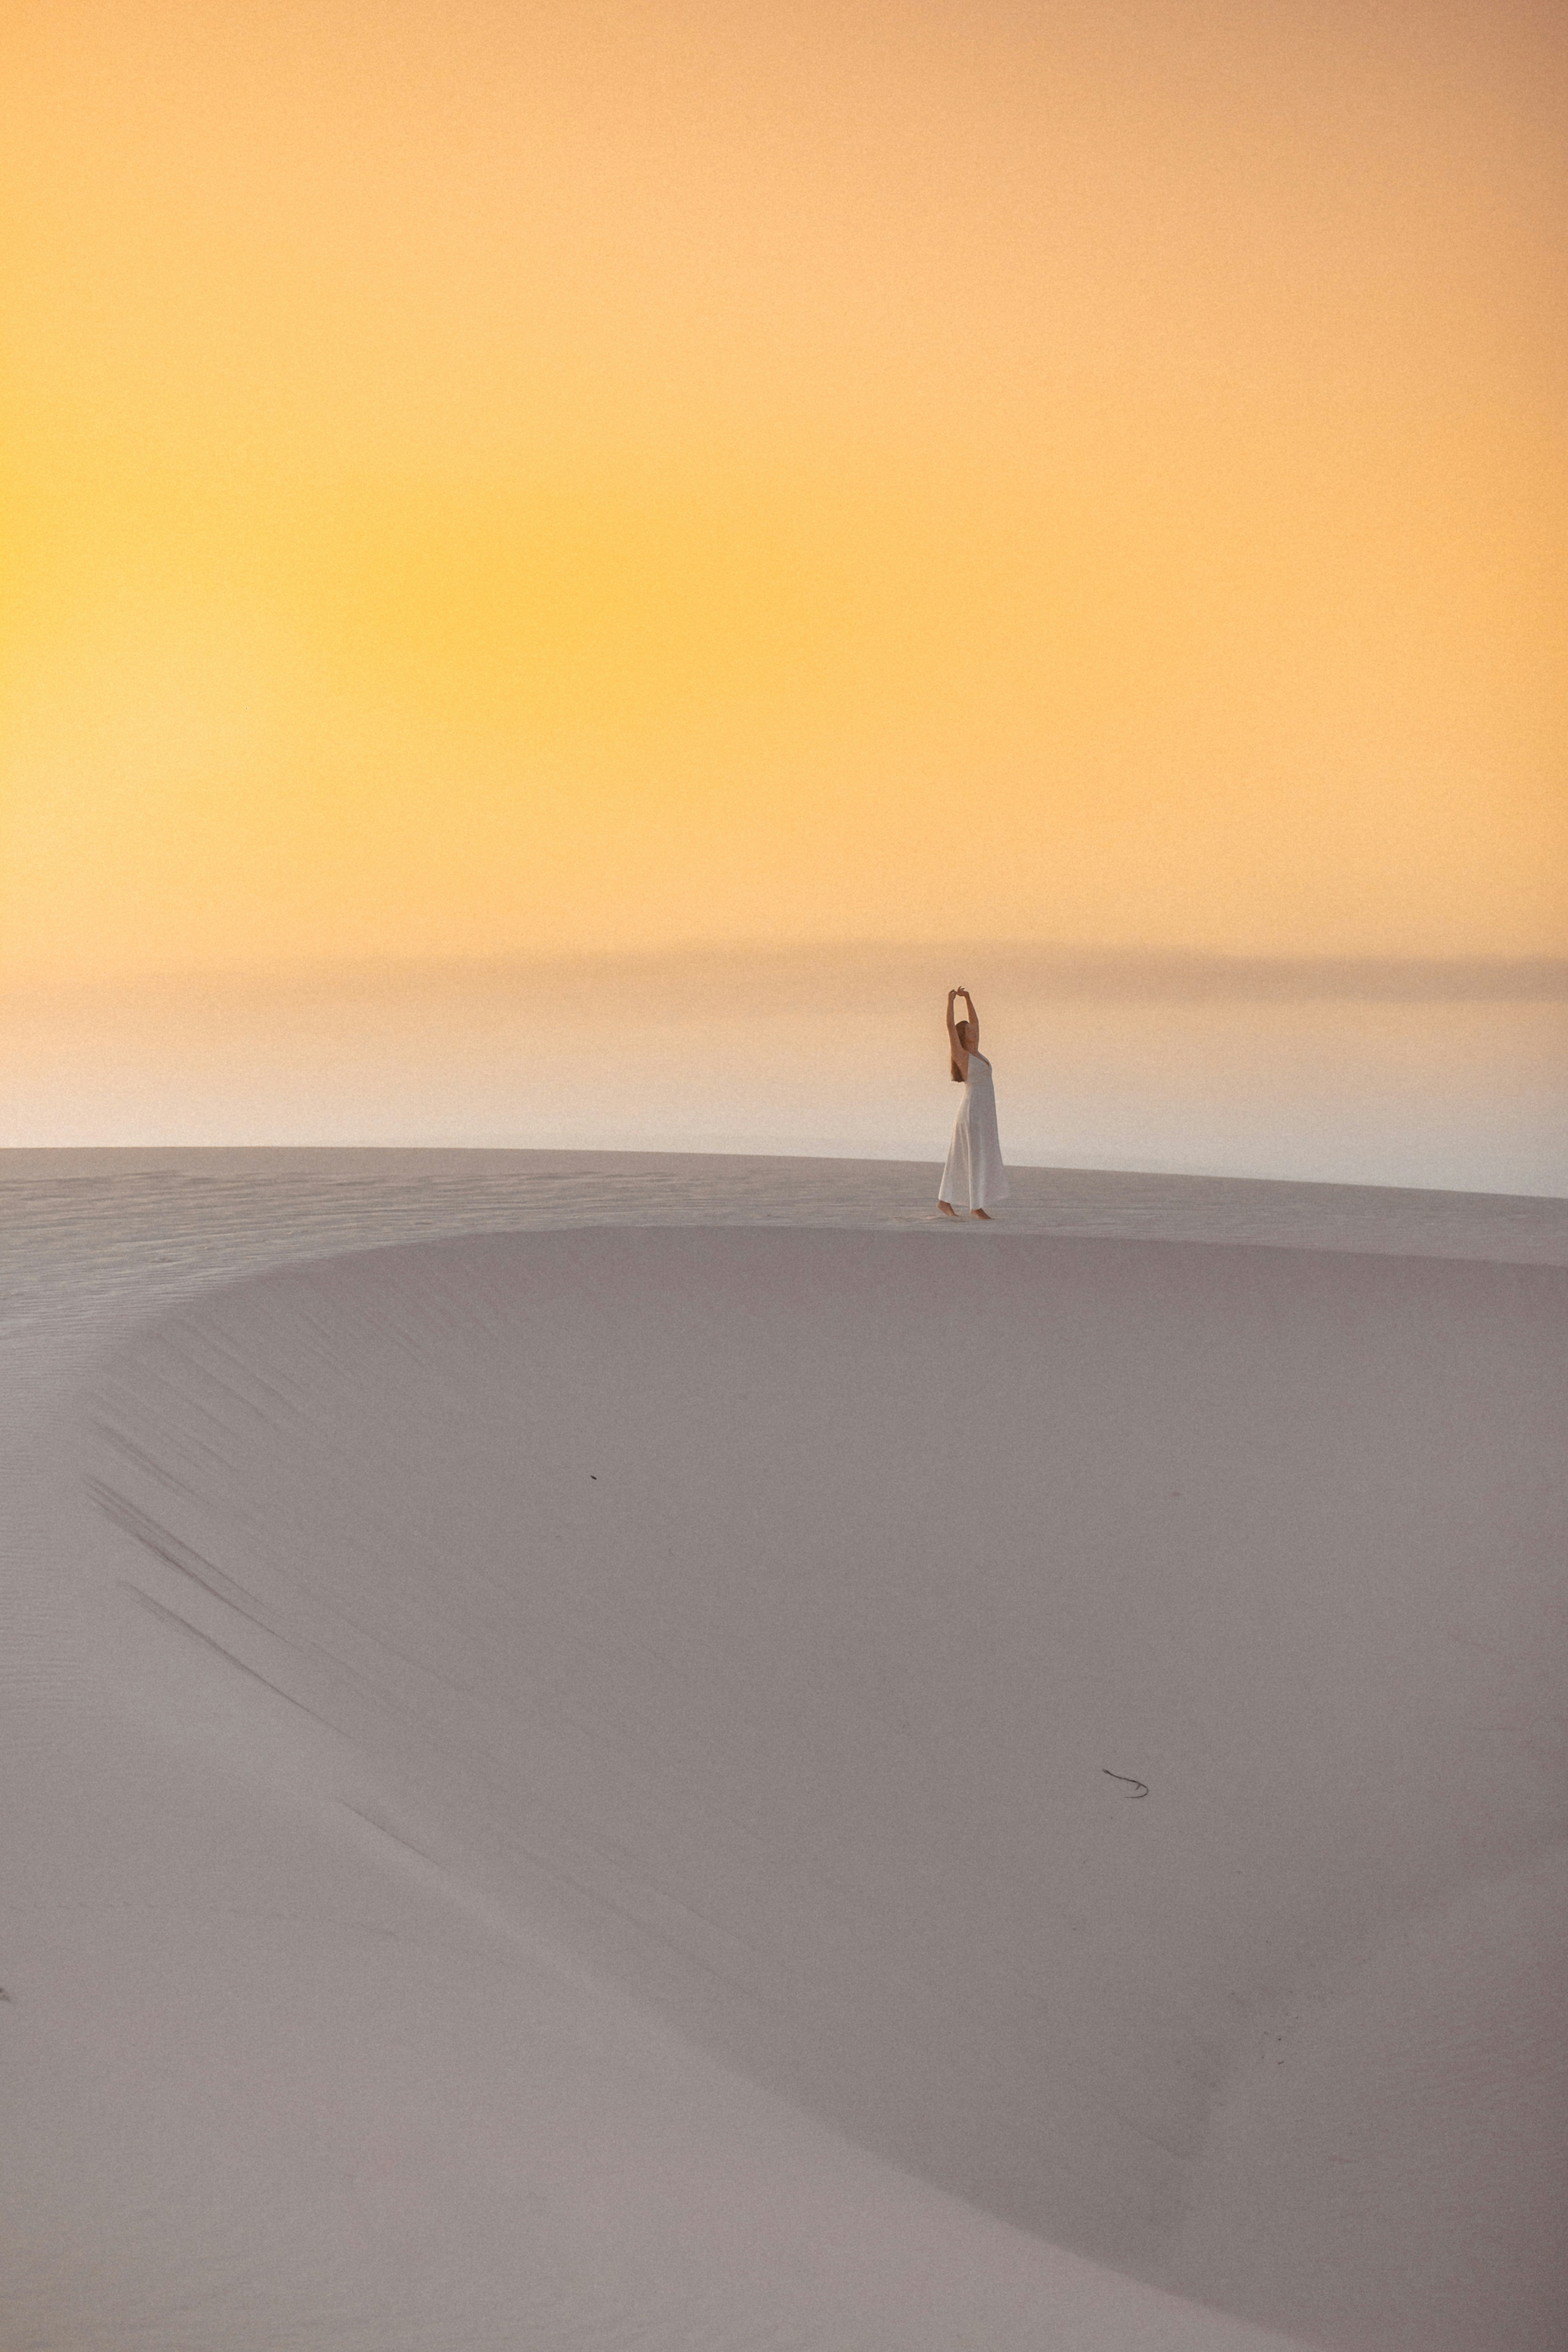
2 0 1564 981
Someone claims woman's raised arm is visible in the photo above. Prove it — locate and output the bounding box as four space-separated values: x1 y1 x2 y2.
947 989 968 1081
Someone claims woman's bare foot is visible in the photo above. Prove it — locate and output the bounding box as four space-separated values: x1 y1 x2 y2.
971 1208 991 1220
938 1199 957 1217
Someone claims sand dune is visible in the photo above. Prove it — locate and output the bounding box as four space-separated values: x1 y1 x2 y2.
3 1153 1566 2350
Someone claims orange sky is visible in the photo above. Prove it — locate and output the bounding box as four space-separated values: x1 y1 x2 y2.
2 0 1564 982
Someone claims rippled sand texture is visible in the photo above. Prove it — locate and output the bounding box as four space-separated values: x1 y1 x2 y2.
3 1151 1566 2351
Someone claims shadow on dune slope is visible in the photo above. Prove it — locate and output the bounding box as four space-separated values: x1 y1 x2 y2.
85 1227 1568 2351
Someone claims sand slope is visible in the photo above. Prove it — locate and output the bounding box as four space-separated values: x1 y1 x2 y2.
4 1154 1566 2350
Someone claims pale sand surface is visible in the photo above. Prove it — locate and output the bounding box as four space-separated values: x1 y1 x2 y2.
3 1150 1566 2350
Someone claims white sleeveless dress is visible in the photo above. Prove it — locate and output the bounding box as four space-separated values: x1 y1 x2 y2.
939 1049 1009 1212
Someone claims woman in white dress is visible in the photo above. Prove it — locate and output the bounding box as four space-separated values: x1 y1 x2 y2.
939 987 1009 1219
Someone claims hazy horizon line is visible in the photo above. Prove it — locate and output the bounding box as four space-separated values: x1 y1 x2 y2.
7 942 1568 1004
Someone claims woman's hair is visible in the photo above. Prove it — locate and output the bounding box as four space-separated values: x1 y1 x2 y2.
950 1016 974 1081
